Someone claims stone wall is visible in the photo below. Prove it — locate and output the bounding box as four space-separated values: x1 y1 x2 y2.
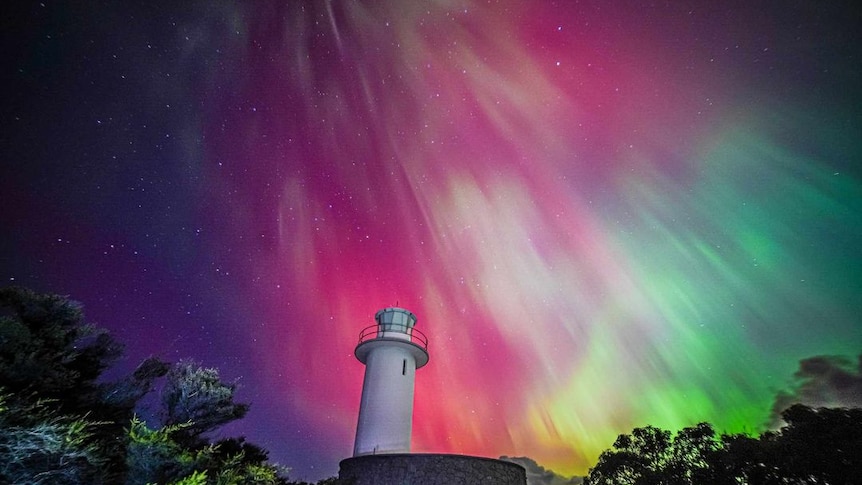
339 453 526 485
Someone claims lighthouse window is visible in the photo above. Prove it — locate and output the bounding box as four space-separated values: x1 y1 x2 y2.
402 359 406 375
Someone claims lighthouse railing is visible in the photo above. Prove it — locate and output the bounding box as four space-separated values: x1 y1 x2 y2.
357 324 428 351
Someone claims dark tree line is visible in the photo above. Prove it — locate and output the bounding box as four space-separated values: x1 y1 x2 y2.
585 406 862 485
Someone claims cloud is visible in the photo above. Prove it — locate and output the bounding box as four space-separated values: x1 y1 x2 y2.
769 354 862 428
500 456 583 485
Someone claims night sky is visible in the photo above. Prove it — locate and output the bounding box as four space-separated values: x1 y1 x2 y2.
2 1 861 481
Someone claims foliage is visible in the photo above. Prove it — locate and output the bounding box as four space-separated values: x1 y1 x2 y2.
162 360 250 446
0 286 122 415
0 286 130 481
126 416 288 485
0 287 288 484
723 404 862 485
284 478 340 485
586 424 719 485
126 416 197 484
0 392 110 484
170 469 209 485
586 405 862 485
103 356 172 410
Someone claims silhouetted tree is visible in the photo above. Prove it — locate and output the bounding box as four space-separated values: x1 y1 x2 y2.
0 286 122 414
779 404 862 484
587 425 675 485
723 405 862 485
0 286 128 481
667 422 734 485
587 406 862 485
587 422 744 485
718 432 782 485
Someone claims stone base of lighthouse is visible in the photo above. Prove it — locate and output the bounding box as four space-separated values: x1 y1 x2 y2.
338 453 526 485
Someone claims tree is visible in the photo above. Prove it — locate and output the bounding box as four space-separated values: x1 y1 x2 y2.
586 406 862 485
778 404 862 484
0 392 109 484
0 286 128 482
587 425 672 485
0 286 123 415
722 405 862 485
667 423 731 484
717 432 782 485
0 287 288 484
125 417 289 485
284 478 340 485
586 423 729 485
162 360 250 447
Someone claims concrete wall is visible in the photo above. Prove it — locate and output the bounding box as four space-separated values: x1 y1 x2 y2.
339 453 526 485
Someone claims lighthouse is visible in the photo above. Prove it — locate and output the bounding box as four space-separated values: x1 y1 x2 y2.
340 307 526 484
352 307 429 456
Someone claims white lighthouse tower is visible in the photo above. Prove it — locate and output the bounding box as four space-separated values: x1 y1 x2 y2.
353 307 429 456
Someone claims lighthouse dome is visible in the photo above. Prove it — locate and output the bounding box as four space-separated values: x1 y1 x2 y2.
375 307 417 329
